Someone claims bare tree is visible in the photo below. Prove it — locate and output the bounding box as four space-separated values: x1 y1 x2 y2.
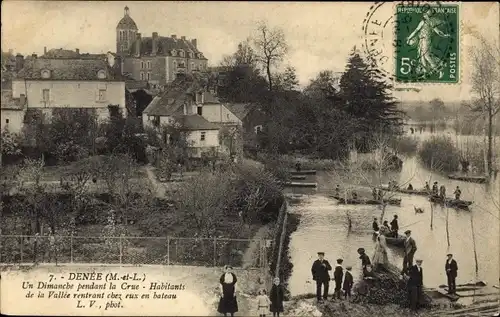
220 38 257 69
468 31 500 176
253 22 288 91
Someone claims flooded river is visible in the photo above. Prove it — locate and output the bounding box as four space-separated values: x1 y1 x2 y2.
286 132 500 296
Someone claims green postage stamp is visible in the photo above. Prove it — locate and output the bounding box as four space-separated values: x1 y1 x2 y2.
395 4 459 83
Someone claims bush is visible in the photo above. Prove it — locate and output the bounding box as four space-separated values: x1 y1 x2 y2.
390 136 418 156
418 136 460 173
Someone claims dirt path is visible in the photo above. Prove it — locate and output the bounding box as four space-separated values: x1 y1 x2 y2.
144 165 166 198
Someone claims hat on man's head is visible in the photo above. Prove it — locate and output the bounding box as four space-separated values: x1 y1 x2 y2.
346 266 352 270
447 253 453 257
317 252 325 255
357 248 365 253
434 182 438 184
337 258 343 263
416 259 423 263
404 230 411 234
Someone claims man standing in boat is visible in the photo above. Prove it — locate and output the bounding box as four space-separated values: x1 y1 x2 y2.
403 230 417 275
432 182 439 195
439 185 446 200
445 253 458 295
424 182 430 191
311 252 332 302
453 186 462 200
390 215 399 238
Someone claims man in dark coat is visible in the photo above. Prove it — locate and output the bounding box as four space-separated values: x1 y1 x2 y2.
402 230 417 275
333 258 344 299
407 259 424 311
311 252 332 302
390 215 399 238
372 218 379 232
343 266 354 299
445 253 458 294
357 248 371 276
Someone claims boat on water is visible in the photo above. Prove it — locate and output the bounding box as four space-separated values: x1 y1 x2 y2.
283 181 317 188
331 196 401 206
448 174 487 184
429 195 473 210
290 170 317 175
372 232 405 248
379 185 430 197
290 175 306 180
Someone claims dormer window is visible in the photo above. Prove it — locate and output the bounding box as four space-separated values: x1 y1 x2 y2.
179 50 185 57
97 70 107 79
188 51 193 58
41 69 51 79
171 49 177 56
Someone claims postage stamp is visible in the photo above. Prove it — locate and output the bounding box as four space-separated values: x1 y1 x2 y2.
395 4 459 83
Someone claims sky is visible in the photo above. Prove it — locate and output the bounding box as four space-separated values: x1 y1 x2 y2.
1 1 499 102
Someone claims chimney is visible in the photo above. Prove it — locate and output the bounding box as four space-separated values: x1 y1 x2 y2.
32 53 37 59
171 34 177 40
152 32 158 56
181 36 186 41
135 33 142 56
15 54 24 71
19 94 26 106
75 48 80 55
191 39 197 48
44 47 47 54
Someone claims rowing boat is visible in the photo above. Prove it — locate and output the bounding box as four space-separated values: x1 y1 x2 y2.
290 170 317 175
379 185 430 197
290 175 306 180
448 174 487 184
429 195 473 210
384 235 406 248
331 196 401 206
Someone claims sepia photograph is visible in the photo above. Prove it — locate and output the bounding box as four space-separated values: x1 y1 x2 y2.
1 1 499 316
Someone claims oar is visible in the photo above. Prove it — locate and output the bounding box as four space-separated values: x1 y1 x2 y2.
400 220 423 229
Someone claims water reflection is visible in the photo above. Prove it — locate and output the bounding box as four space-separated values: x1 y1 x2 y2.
285 135 500 296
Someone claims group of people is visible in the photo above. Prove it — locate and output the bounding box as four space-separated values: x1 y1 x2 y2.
425 181 462 200
372 215 399 238
217 265 284 317
335 185 359 200
311 252 354 302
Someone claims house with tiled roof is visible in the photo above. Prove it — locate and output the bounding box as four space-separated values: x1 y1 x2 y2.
142 75 244 158
1 89 26 134
115 6 208 87
11 55 127 126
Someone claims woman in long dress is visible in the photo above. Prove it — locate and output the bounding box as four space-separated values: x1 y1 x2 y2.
218 265 238 317
372 233 389 270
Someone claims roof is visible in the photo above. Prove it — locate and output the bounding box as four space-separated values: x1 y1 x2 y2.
42 49 106 60
225 103 252 121
126 80 149 90
16 58 126 81
117 14 138 30
174 114 220 131
129 36 206 59
1 90 25 110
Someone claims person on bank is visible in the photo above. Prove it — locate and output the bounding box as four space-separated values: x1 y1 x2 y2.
390 215 399 238
454 186 462 200
357 248 371 276
372 217 379 232
403 230 417 275
218 265 239 317
424 182 430 191
407 259 424 311
256 289 271 317
445 253 458 295
269 277 284 317
343 266 354 300
407 183 414 190
311 252 332 302
333 258 344 299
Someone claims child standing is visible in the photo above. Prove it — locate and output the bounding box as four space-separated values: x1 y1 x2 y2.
343 266 354 299
270 277 284 317
257 289 271 317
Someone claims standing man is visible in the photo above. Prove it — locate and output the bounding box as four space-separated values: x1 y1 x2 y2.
445 253 458 295
432 182 439 195
402 230 417 275
407 259 424 311
357 248 371 276
311 252 332 302
454 186 462 200
390 215 399 238
333 258 344 300
372 217 379 232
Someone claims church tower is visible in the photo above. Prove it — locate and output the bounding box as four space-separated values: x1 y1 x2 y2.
116 6 138 56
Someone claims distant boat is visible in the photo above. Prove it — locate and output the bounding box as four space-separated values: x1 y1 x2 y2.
330 196 401 206
379 185 430 196
429 195 473 210
448 174 487 184
283 182 317 188
290 175 307 180
290 170 317 175
384 235 406 248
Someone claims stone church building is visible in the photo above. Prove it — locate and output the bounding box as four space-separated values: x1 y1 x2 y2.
116 6 208 87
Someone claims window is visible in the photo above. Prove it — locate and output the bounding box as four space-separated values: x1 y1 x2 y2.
5 119 9 124
98 89 107 101
140 72 144 80
179 50 185 57
191 62 195 70
42 89 50 104
97 70 106 79
152 116 160 127
173 61 177 68
254 125 263 134
200 132 206 141
197 106 203 116
121 44 127 52
141 61 145 69
146 72 151 80
147 61 151 68
171 49 177 56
